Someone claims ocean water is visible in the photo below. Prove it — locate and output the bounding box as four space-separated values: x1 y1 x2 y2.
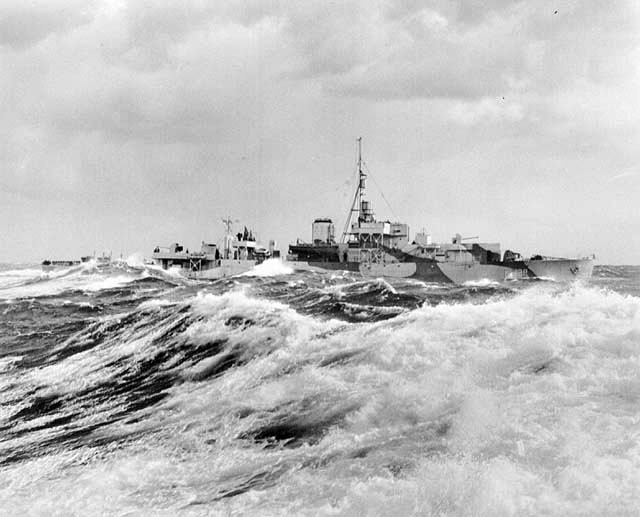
1 260 639 516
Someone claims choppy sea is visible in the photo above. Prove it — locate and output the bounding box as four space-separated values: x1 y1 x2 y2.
1 260 639 516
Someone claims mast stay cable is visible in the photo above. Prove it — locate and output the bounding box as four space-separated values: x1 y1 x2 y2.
362 160 400 222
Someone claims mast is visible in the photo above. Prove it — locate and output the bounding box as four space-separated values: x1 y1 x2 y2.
357 137 365 224
221 216 234 259
341 137 369 242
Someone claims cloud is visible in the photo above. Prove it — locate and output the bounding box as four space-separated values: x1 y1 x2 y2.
608 169 639 182
2 4 288 146
448 98 525 126
270 0 640 105
1 0 640 263
0 0 97 50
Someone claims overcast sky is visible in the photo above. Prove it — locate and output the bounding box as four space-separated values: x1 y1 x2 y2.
2 0 639 264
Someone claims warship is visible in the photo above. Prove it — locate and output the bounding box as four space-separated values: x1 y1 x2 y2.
41 259 81 271
41 252 112 272
152 217 279 279
287 139 594 284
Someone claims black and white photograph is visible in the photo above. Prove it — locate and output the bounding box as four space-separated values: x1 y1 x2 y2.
1 1 639 514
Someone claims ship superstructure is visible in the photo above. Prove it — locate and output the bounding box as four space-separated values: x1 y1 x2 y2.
41 251 112 272
152 217 279 280
81 252 112 267
288 138 594 283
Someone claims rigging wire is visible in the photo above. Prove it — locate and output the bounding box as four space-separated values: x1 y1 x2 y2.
340 182 360 242
362 160 400 221
339 160 361 242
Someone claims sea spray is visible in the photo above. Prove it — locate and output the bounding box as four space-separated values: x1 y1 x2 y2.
0 265 638 514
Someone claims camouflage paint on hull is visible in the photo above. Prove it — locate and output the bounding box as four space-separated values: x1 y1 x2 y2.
437 262 528 284
524 258 594 282
289 254 595 284
289 258 453 282
287 261 360 274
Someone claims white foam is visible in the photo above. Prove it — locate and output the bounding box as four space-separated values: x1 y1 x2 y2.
137 298 174 310
80 275 137 292
0 267 47 291
3 283 640 514
239 258 293 277
124 252 146 268
463 278 501 287
0 267 43 278
0 264 149 300
0 356 22 372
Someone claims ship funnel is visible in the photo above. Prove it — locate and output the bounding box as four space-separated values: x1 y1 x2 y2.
312 219 335 244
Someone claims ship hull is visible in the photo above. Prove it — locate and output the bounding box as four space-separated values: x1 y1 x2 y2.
524 258 594 282
288 256 594 284
41 261 81 272
159 259 258 280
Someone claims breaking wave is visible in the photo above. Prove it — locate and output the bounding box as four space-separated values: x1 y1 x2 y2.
0 264 639 514
240 258 294 277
